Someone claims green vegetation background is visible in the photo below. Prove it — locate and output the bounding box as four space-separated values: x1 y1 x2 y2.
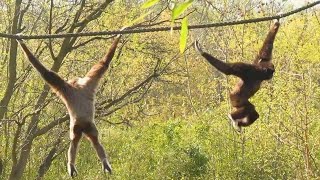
0 1 319 179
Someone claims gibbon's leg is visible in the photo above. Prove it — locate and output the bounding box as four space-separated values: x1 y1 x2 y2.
67 126 83 178
84 35 122 89
83 123 112 174
16 39 67 92
256 20 280 62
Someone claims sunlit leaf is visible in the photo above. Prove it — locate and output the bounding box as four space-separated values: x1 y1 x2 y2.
142 0 160 9
172 0 194 20
180 17 188 53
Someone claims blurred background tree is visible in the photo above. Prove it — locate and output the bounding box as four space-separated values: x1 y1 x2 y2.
0 0 319 179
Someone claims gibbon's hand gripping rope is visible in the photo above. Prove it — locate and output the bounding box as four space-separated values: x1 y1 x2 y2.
0 1 319 40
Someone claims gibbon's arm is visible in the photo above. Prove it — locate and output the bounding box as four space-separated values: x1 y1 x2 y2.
256 20 280 62
195 40 241 76
85 35 121 81
17 39 67 91
195 40 274 80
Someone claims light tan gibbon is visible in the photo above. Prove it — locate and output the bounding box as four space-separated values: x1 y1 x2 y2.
17 35 121 177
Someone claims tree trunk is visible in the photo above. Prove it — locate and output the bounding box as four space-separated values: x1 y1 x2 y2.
0 0 22 120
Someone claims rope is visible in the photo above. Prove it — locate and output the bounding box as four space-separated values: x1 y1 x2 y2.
0 1 319 40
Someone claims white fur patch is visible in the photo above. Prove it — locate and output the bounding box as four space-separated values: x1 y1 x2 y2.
77 77 90 86
242 117 249 123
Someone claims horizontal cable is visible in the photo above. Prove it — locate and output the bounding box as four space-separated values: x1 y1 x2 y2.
0 1 319 40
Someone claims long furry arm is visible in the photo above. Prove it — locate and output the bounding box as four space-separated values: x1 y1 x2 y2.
17 39 67 91
255 20 280 62
195 40 238 76
85 35 121 81
195 40 273 80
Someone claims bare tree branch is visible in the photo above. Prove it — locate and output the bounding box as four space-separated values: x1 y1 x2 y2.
97 74 155 111
48 0 56 60
97 77 155 118
71 36 115 49
17 0 32 33
35 115 69 137
73 0 114 28
36 137 62 180
72 0 86 27
54 18 70 34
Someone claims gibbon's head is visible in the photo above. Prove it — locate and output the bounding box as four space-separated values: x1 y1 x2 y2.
67 77 79 85
260 62 275 80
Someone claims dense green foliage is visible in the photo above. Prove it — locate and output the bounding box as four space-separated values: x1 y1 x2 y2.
0 0 320 179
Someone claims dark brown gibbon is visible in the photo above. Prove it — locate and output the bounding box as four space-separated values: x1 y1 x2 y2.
17 35 122 177
195 20 280 131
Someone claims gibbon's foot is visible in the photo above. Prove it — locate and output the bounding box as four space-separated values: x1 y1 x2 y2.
227 114 242 133
102 158 112 174
67 163 78 178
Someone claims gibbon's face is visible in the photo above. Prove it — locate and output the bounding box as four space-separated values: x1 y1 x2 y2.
67 78 79 86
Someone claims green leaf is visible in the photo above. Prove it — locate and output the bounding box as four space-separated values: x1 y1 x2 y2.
180 17 188 53
172 0 194 20
142 0 160 9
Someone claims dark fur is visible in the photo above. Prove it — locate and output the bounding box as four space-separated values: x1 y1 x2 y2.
195 21 280 128
17 35 121 177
